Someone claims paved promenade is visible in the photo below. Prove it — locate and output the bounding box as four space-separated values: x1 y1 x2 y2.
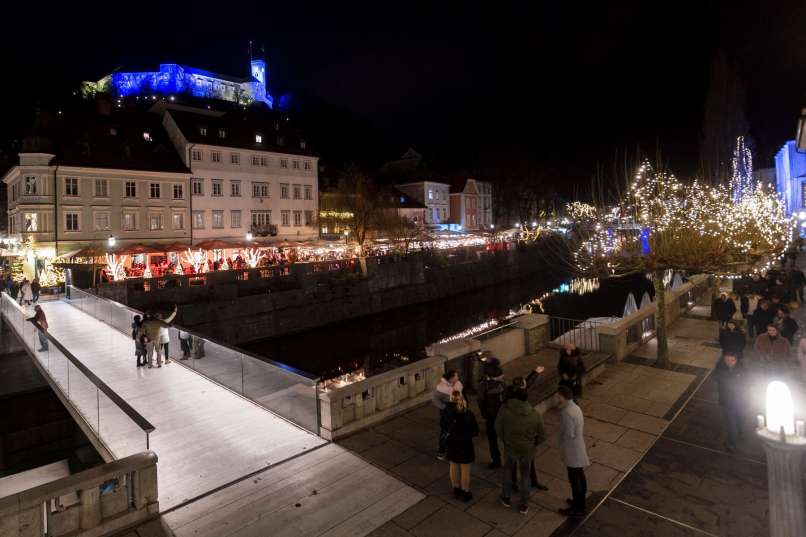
338 316 722 537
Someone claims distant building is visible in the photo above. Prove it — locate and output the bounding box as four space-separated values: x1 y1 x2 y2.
82 57 273 108
449 178 487 231
381 189 427 228
774 141 806 216
475 180 493 229
2 108 191 261
161 105 319 242
395 180 450 226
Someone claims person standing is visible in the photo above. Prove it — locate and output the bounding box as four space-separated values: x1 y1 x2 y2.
751 300 774 339
789 266 806 303
477 358 505 469
179 330 193 360
777 309 798 345
432 370 464 460
557 385 590 517
719 321 746 360
496 384 547 515
714 353 746 452
29 305 48 351
158 317 172 364
131 315 146 367
19 279 33 306
754 324 790 375
31 278 40 303
139 306 177 368
558 344 586 400
712 292 737 334
444 391 479 502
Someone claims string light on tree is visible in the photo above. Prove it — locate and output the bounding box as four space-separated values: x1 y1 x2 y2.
730 135 755 203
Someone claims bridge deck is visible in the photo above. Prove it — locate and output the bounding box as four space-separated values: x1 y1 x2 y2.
36 300 326 510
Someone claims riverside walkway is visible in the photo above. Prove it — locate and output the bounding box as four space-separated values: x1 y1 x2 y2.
1 294 422 536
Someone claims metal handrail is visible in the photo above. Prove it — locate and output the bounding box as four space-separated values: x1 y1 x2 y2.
1 293 155 434
67 285 319 382
474 320 520 340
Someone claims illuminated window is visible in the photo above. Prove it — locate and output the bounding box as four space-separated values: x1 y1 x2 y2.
94 212 110 231
24 213 38 232
149 183 161 199
173 213 184 230
200 127 207 136
212 210 224 228
125 181 137 198
281 210 290 226
143 132 152 142
24 176 38 195
218 128 226 139
231 181 241 197
428 189 433 200
281 184 289 199
230 153 240 165
304 185 313 200
65 212 80 232
231 210 241 228
192 178 204 196
211 151 221 163
64 177 79 197
149 214 163 230
211 180 223 197
173 184 184 200
255 134 263 143
122 213 137 231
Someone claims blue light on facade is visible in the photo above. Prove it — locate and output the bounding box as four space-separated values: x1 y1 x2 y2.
774 140 806 216
639 227 651 255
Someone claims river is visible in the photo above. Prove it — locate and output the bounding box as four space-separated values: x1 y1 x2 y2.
243 270 653 380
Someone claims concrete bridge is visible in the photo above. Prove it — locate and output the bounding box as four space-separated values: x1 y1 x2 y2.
0 290 422 537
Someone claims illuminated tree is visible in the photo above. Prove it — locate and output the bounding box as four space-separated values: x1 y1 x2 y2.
730 135 754 203
573 161 792 368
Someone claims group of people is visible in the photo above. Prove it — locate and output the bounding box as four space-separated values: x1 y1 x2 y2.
431 343 589 517
3 276 41 306
130 306 183 368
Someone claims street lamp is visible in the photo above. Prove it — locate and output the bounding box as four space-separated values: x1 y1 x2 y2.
757 381 806 537
245 232 253 242
531 221 537 228
107 236 116 248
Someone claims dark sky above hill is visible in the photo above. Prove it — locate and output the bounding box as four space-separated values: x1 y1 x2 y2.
2 1 805 186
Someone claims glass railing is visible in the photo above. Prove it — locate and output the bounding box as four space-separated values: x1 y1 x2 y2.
0 293 154 456
65 286 321 434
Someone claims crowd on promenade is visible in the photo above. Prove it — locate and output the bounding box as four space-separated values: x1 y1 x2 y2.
431 344 588 517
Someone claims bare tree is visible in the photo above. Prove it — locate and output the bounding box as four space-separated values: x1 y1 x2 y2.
335 167 383 254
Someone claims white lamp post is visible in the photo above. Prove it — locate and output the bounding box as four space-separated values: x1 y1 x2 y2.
245 232 253 242
107 236 116 248
757 381 806 537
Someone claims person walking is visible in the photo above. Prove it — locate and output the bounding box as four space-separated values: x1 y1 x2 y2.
179 330 193 360
557 385 590 517
751 300 775 339
29 305 48 352
19 279 33 306
714 352 746 452
777 309 798 345
719 320 746 360
139 306 177 368
477 358 505 469
754 324 790 376
558 343 586 400
496 383 547 515
712 292 737 335
31 278 41 303
789 266 806 303
444 391 479 502
432 370 463 460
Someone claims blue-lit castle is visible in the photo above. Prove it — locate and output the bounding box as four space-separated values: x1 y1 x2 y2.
81 57 273 108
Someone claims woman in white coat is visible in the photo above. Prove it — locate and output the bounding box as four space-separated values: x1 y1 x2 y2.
19 279 33 306
158 316 172 364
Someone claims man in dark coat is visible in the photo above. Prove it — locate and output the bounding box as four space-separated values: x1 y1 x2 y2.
718 321 746 360
751 300 775 339
714 353 746 452
477 358 506 469
712 293 736 332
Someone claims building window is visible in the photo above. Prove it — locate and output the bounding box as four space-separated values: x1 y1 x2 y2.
173 213 184 230
143 132 152 142
191 149 203 161
173 184 184 200
293 210 302 226
303 161 311 171
192 211 204 229
255 134 263 143
293 184 302 200
230 181 241 197
280 159 288 168
252 182 270 198
304 185 313 200
24 176 38 195
125 181 137 198
212 210 224 228
260 156 268 167
211 180 223 197
94 212 110 231
24 213 38 232
300 140 307 150
292 160 300 169
428 189 433 200
252 155 260 166
304 210 313 226
192 178 204 196
149 214 163 230
94 179 108 197
281 210 290 227
65 212 80 232
200 127 207 136
281 183 289 199
218 128 226 139
10 183 17 201
122 213 137 231
64 177 79 197
211 151 221 163
231 210 241 228
251 211 271 227
149 183 161 199
230 153 240 165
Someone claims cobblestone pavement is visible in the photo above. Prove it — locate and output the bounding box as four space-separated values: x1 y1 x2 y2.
339 316 723 537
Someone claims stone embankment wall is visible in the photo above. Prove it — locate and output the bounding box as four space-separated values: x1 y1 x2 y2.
97 240 566 345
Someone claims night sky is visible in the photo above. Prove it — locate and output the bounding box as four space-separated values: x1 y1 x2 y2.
2 2 806 189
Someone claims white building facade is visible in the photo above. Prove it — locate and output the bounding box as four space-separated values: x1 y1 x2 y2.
162 109 319 242
395 181 451 226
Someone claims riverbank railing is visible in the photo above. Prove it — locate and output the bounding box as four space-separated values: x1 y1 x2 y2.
64 286 321 435
0 292 155 457
548 316 606 351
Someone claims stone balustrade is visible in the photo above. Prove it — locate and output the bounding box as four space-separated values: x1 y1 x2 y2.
0 451 158 537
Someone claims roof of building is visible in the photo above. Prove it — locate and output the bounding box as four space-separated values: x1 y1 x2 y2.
381 188 428 209
15 105 189 173
166 108 317 157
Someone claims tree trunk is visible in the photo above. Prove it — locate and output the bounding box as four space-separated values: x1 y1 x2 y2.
653 269 670 369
